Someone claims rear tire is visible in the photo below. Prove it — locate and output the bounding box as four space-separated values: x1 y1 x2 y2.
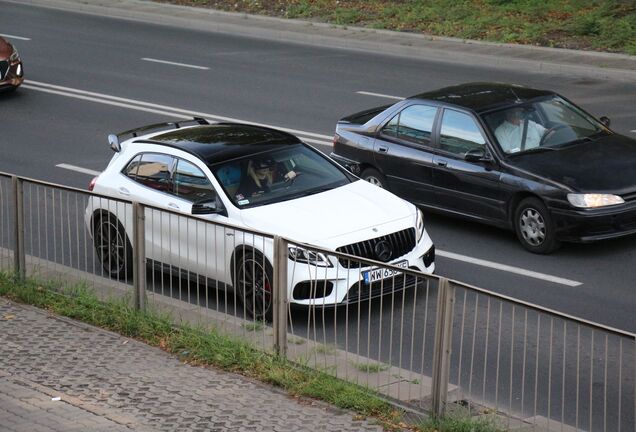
234 250 274 322
361 167 388 189
93 213 133 280
514 198 560 254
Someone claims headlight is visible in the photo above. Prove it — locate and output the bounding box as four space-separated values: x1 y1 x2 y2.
9 49 19 62
415 208 425 242
567 193 624 208
288 246 333 267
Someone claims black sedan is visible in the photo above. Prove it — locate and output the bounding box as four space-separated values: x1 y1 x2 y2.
332 83 636 254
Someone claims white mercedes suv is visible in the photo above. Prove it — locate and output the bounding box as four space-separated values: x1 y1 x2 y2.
85 118 435 319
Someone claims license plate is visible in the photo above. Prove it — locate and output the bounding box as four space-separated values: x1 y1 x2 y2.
363 260 408 284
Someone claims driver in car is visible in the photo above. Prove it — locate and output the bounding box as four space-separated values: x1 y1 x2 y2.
238 156 299 198
495 107 546 154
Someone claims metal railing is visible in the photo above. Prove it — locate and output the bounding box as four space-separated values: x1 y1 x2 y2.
1 171 634 431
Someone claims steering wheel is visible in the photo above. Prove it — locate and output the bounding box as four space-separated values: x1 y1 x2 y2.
539 124 568 146
285 171 302 188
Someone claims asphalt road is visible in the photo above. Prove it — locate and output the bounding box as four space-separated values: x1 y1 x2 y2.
1 0 635 344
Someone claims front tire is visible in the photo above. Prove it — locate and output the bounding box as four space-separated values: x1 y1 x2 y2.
93 213 133 280
361 167 388 189
514 198 560 254
234 250 274 322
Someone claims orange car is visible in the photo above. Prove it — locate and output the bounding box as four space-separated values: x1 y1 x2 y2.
0 37 24 92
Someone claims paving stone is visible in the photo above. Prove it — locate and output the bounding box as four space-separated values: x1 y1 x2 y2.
0 300 382 431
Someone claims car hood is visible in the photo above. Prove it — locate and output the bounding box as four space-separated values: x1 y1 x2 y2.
0 38 12 59
508 133 636 194
239 180 415 248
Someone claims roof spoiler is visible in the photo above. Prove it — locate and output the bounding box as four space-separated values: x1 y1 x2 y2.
108 117 209 152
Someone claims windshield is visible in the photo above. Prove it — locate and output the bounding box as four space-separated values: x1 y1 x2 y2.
483 96 607 155
211 144 351 208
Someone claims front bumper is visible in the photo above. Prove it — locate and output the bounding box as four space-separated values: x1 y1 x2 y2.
0 59 24 91
552 202 636 242
287 234 435 306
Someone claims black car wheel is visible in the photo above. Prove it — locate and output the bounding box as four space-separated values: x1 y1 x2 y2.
235 250 274 322
93 213 133 279
514 198 560 254
361 167 388 189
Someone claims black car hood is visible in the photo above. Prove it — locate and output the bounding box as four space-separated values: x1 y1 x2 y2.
508 133 636 194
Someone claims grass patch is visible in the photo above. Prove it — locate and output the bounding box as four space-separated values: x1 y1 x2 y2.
163 0 636 54
352 361 390 373
315 343 337 355
242 321 265 332
418 405 503 432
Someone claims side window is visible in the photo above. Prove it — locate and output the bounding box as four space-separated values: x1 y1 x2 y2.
382 113 399 138
396 105 437 145
123 154 142 181
135 153 174 193
173 159 217 202
439 110 486 156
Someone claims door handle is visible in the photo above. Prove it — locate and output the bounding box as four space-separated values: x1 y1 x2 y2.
436 160 448 167
168 203 180 210
118 187 130 196
377 146 388 153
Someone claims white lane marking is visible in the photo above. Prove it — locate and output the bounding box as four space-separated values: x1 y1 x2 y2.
24 80 333 144
356 91 404 100
56 164 100 176
0 33 31 41
436 249 582 287
631 130 636 133
141 57 209 70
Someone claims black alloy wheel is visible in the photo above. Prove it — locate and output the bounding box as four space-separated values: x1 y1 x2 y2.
514 197 560 254
93 213 133 280
361 167 388 189
235 251 274 322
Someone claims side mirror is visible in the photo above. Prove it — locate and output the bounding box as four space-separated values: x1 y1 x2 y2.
192 196 224 215
599 116 611 128
464 147 490 162
108 134 121 152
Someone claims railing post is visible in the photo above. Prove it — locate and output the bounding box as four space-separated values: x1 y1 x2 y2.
431 277 455 418
132 202 146 310
272 235 288 358
12 176 25 280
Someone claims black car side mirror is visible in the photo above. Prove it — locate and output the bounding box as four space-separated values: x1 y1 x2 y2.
192 196 224 215
600 116 611 128
464 148 490 162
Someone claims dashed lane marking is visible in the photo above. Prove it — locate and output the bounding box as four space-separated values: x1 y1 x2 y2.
141 57 209 70
56 164 100 176
356 91 404 100
0 33 31 40
436 250 582 287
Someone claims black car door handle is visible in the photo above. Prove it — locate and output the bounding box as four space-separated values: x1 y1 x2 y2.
377 146 388 153
436 160 448 167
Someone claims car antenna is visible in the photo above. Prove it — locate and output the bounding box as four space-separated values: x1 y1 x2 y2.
509 88 523 104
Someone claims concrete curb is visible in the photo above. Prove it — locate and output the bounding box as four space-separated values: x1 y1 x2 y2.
7 0 636 82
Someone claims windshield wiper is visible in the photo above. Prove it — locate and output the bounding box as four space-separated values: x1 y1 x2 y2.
289 186 335 199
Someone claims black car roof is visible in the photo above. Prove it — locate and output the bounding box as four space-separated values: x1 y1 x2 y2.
144 123 302 165
408 82 555 113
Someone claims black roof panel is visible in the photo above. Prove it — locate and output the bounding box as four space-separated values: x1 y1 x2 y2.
409 82 555 113
147 123 301 164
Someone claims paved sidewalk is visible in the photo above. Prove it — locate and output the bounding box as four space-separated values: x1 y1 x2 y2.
0 298 382 432
10 0 636 82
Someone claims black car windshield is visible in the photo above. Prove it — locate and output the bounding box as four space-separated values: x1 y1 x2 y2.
483 96 606 155
211 144 351 208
